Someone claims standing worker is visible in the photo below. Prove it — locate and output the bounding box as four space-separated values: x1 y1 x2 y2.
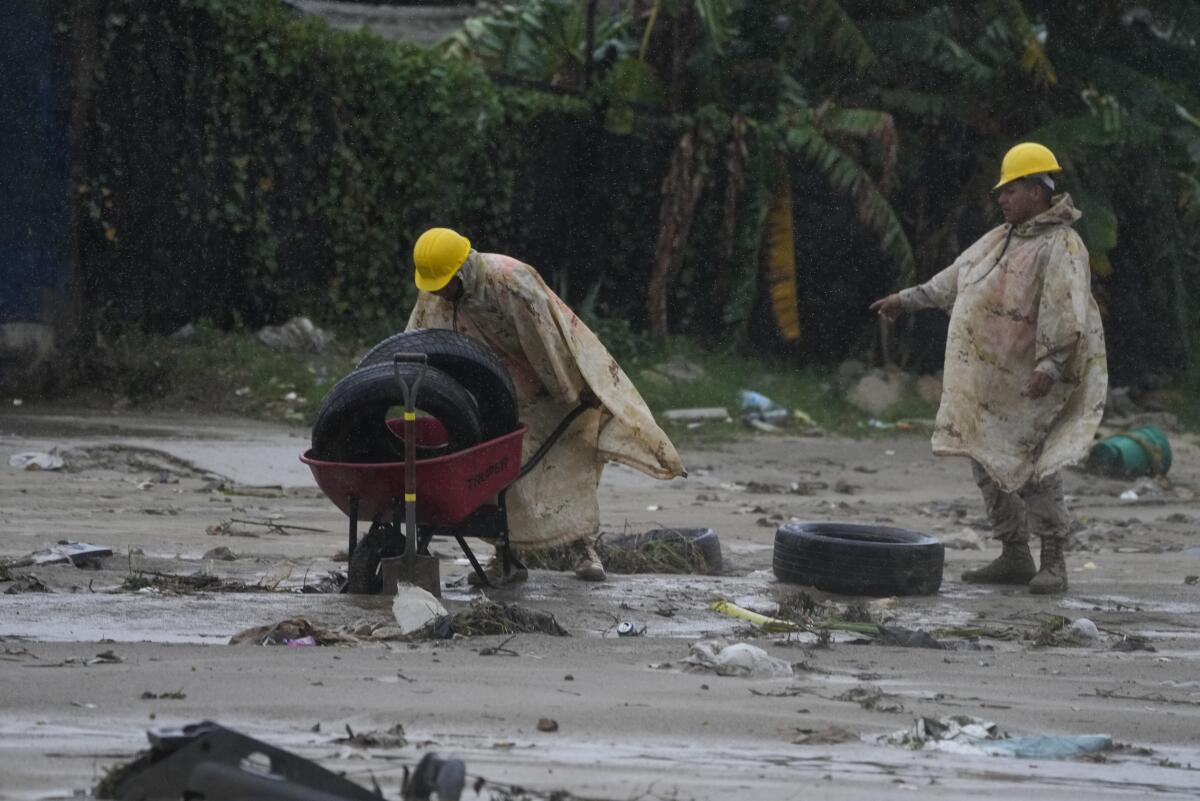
407 228 687 584
870 143 1107 594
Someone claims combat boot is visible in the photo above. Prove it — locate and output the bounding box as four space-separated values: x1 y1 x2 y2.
466 552 528 587
572 539 606 582
1029 537 1068 595
961 541 1036 584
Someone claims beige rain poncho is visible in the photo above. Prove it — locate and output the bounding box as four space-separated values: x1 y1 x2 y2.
899 194 1108 491
407 251 686 550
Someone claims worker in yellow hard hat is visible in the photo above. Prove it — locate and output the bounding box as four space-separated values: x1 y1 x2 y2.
408 227 686 585
870 143 1108 595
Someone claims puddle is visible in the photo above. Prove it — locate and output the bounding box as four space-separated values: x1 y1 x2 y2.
0 593 393 644
1061 596 1200 614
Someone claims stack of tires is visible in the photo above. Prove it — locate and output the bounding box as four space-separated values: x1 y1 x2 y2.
311 329 518 462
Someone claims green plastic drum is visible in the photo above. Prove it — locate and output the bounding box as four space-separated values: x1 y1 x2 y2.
1087 425 1172 478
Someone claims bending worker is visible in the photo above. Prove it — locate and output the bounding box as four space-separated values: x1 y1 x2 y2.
870 143 1107 594
407 228 686 584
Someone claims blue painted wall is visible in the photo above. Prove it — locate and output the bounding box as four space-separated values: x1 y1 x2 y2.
0 1 75 327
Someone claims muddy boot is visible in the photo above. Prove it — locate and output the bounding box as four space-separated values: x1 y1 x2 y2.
961 541 1036 584
466 553 528 587
572 540 606 582
1029 537 1068 595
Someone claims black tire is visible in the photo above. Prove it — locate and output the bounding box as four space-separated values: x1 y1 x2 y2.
311 362 483 463
603 527 723 572
358 328 518 440
346 527 406 594
772 521 944 597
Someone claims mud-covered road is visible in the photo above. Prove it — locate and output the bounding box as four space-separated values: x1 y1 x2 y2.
2 408 1199 799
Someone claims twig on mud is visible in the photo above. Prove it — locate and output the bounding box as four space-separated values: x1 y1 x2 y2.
478 635 519 657
228 518 327 534
1088 688 1200 706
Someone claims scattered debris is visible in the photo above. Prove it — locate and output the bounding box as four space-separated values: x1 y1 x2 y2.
140 690 186 700
683 640 793 678
662 407 731 423
8 451 64 471
478 635 520 657
4 573 49 594
656 356 706 383
402 753 466 801
525 531 715 575
884 715 1112 758
710 599 801 632
792 725 859 745
392 584 449 635
8 540 114 567
1111 635 1156 652
443 600 569 638
230 618 358 646
121 571 272 594
336 723 407 749
835 685 905 713
255 316 332 352
536 718 559 733
872 625 945 650
1184 575 1198 585
1069 618 1100 641
201 546 238 562
616 621 643 637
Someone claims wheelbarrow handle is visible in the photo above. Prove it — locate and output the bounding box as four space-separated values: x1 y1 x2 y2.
517 402 592 481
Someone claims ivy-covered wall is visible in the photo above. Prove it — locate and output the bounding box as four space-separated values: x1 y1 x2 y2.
75 0 713 339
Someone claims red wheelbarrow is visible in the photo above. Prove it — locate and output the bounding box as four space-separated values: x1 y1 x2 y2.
302 366 589 594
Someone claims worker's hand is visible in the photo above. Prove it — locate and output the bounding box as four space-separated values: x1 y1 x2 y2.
869 293 905 322
578 387 602 409
1023 370 1055 400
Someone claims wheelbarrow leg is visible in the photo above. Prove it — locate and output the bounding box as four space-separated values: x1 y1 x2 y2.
496 490 526 577
455 535 491 588
347 496 359 559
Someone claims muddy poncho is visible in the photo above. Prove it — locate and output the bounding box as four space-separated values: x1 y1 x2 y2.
898 194 1107 491
407 252 686 550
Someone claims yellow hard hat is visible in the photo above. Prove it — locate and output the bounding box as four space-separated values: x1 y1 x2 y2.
995 142 1062 189
413 227 471 292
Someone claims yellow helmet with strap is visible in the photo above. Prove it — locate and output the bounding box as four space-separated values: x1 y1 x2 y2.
995 142 1062 189
413 228 471 292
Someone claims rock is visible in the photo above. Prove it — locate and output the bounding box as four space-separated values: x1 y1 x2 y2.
656 356 706 383
915 374 943 407
847 369 909 416
834 359 867 392
169 323 196 341
202 546 238 561
638 369 674 391
255 316 333 353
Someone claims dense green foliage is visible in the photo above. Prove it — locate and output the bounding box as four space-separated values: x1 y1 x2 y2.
76 0 670 336
75 0 1200 381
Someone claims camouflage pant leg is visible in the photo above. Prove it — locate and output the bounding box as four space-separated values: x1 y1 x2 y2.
972 461 1027 543
1017 470 1071 543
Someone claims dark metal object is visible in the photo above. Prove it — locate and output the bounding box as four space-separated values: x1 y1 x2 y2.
110 721 380 801
401 752 466 801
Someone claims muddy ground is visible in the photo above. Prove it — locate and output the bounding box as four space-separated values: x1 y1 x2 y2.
2 408 1199 800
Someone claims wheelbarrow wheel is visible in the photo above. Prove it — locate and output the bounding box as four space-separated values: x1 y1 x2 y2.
312 362 484 463
358 328 518 440
346 526 406 594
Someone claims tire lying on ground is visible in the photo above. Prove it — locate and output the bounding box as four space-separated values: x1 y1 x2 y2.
772 521 944 596
357 328 518 440
603 527 722 573
311 362 483 463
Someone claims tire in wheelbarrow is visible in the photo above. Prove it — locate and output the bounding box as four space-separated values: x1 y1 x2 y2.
772 521 943 597
346 527 405 594
311 362 483 463
358 328 518 440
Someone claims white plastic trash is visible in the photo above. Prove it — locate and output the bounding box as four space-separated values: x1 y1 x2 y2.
392 583 448 635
